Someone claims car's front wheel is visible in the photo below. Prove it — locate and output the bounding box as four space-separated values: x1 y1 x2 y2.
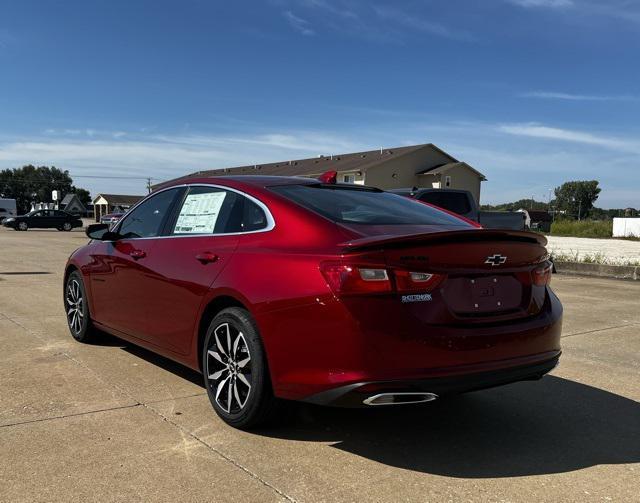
17 221 28 231
62 222 73 231
203 307 281 429
65 271 96 342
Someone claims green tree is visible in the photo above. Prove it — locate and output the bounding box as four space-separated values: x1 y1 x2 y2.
481 198 549 211
71 187 92 206
0 165 81 214
553 180 601 220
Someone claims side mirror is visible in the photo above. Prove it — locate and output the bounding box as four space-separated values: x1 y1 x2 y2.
86 223 120 241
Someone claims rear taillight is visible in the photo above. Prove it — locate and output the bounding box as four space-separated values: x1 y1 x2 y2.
394 270 445 292
320 263 392 294
531 262 552 286
320 262 445 296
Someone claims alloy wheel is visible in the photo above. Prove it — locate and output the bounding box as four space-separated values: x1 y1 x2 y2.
63 222 72 231
18 222 27 231
66 279 84 335
206 323 252 414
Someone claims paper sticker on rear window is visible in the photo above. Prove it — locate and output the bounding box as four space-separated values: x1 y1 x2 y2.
174 192 227 234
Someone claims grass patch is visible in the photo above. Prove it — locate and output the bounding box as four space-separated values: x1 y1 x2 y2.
550 220 612 238
552 250 640 267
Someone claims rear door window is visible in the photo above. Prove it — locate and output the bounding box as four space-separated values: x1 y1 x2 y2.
171 186 243 235
170 186 270 235
271 184 470 226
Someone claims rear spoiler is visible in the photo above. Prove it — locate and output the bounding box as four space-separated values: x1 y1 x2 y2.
339 229 547 252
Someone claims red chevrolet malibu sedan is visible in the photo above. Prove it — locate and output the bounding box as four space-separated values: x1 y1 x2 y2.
64 175 562 428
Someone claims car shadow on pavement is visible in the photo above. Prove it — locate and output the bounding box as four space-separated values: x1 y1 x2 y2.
262 376 640 478
93 332 203 387
92 334 640 478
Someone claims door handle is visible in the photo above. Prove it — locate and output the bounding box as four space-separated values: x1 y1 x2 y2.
130 249 146 260
195 252 218 264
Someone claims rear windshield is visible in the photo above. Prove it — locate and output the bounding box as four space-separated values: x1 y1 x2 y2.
271 185 471 226
418 192 472 215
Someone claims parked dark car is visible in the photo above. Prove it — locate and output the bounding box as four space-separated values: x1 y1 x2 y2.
0 207 11 224
390 188 526 230
64 175 561 429
3 209 83 231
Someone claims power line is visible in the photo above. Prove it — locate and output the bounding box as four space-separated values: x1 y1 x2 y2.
69 175 163 180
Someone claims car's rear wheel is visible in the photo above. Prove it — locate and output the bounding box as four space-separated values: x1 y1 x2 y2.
65 271 96 343
203 307 281 429
17 221 28 231
62 222 72 231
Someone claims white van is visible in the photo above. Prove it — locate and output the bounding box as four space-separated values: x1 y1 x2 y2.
0 198 17 224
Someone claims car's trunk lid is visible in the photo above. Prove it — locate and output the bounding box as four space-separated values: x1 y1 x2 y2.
338 228 549 321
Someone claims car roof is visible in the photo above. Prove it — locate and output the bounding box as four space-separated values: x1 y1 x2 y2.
153 175 319 192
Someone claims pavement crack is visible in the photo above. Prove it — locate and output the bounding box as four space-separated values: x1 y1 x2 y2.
144 392 207 405
562 322 640 339
4 314 295 501
0 403 142 428
142 401 298 503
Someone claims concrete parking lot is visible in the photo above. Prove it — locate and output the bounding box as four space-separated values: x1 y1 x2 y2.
1 227 639 503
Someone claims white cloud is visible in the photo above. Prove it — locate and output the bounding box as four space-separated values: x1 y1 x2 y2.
2 121 639 207
521 91 638 102
283 11 315 36
44 128 130 139
505 0 640 25
277 1 474 44
506 0 573 7
497 123 640 153
372 6 474 41
0 130 364 195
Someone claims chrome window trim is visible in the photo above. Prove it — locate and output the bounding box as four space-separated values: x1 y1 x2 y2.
112 183 275 241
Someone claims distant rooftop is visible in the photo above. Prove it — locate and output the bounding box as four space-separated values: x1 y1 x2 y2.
153 143 463 187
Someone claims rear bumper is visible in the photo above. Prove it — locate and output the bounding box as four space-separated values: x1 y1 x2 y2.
262 287 563 402
303 352 560 407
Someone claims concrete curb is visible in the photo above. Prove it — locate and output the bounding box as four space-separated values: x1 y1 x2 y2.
554 261 639 281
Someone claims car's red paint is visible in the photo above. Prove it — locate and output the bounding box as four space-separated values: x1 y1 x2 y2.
66 175 561 404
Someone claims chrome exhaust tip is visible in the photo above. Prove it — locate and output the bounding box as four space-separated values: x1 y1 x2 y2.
363 392 438 406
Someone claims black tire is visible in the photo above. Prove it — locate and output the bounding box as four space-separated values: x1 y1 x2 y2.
203 307 281 429
64 270 96 343
62 222 72 231
17 221 28 231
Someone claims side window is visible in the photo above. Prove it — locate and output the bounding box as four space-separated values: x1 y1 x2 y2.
118 188 180 239
54 210 67 217
172 186 242 235
242 198 268 232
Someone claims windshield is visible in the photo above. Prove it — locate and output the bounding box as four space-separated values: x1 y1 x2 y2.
271 184 471 226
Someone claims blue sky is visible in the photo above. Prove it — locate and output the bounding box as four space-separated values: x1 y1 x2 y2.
1 0 639 207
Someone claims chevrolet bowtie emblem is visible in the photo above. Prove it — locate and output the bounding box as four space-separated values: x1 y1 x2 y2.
485 254 507 266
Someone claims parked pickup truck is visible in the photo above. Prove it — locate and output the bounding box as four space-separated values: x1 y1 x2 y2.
389 188 526 231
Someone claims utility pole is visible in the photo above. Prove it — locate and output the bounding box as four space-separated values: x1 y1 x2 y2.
146 178 152 194
578 199 582 221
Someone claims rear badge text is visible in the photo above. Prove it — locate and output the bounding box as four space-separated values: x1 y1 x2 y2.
401 294 433 303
